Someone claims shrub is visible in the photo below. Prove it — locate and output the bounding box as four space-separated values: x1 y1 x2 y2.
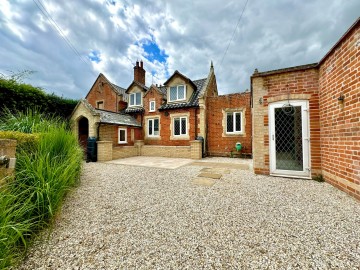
0 131 40 151
0 110 83 269
0 77 78 119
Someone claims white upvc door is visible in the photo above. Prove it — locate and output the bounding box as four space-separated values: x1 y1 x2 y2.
269 100 311 178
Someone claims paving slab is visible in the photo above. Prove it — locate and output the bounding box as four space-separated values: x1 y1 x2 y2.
106 156 194 169
191 177 216 186
197 172 222 179
190 161 249 170
200 167 231 174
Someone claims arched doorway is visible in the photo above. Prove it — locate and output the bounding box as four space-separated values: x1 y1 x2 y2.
78 117 89 151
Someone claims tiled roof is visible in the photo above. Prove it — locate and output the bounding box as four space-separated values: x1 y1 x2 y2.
124 107 145 113
111 83 128 102
95 109 141 127
111 83 127 95
159 78 206 110
158 86 167 96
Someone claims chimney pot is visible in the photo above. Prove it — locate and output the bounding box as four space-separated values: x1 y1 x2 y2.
133 60 146 85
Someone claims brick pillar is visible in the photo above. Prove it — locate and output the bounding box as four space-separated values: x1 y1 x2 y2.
190 140 202 160
134 140 144 156
97 141 112 162
0 139 17 184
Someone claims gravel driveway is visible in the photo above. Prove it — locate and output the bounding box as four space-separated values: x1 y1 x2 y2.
18 160 360 269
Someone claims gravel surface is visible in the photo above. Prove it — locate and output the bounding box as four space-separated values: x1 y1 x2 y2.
18 161 360 269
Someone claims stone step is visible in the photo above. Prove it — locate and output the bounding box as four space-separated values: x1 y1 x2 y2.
190 161 249 170
197 172 222 179
191 177 216 187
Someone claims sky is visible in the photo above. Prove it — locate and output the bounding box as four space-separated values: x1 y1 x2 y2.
0 0 359 99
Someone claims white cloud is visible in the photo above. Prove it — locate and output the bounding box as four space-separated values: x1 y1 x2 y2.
0 0 359 98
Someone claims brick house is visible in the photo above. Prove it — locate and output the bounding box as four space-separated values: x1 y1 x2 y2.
251 17 359 200
71 17 358 199
71 74 142 152
71 60 252 160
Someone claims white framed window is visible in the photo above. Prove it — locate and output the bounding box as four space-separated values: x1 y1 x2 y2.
149 100 155 112
173 117 187 136
226 112 242 134
169 85 186 102
129 92 142 106
118 128 127 144
148 118 160 137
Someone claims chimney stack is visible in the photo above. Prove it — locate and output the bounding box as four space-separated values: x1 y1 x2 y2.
134 60 146 85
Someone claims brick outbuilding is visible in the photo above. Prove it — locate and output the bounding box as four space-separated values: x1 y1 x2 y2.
251 17 360 200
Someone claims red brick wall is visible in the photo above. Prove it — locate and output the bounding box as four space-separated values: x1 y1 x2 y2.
143 88 164 119
266 69 321 176
141 87 198 146
146 109 198 146
253 67 321 177
206 92 252 156
99 125 141 146
86 77 119 112
318 23 360 200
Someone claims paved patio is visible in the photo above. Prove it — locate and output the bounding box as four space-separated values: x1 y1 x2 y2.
18 159 360 269
105 156 251 170
105 156 195 169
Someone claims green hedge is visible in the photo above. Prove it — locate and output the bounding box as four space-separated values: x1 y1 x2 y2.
0 131 40 151
0 78 78 119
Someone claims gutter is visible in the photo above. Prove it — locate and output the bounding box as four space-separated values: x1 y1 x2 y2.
158 104 200 111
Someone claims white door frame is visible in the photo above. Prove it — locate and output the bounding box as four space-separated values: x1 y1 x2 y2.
269 100 311 178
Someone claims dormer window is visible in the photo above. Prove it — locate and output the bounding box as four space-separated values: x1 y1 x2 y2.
129 92 142 106
169 85 186 102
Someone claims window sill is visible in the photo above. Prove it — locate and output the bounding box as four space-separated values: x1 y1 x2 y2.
223 132 245 137
170 135 190 140
118 142 128 144
168 100 187 103
146 136 161 140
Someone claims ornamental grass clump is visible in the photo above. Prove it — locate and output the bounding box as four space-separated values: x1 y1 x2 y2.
0 110 83 269
0 108 64 134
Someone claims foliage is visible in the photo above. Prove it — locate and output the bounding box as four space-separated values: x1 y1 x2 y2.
0 131 39 152
0 110 83 269
0 108 65 134
0 74 78 119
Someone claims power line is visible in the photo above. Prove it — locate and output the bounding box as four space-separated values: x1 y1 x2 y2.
33 0 91 67
32 0 96 76
218 0 249 72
